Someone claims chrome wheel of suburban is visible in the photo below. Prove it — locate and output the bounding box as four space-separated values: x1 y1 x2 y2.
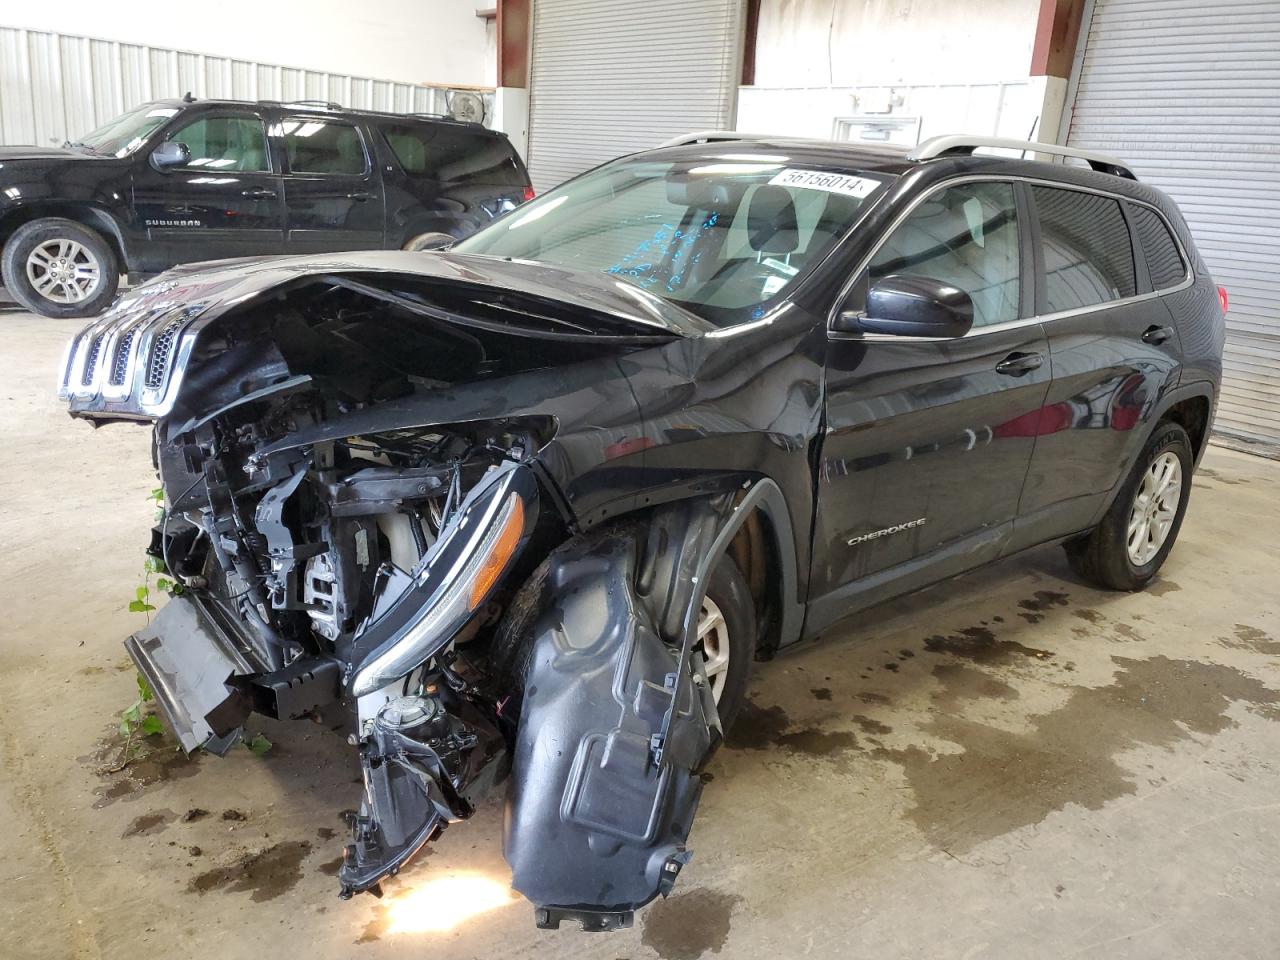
1127 451 1182 566
26 238 102 304
696 595 731 704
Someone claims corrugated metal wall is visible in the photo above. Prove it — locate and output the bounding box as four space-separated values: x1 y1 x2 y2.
0 25 491 148
526 0 744 191
1064 0 1280 447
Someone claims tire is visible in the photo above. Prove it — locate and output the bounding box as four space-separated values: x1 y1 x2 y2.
697 554 756 734
402 231 457 252
1064 420 1193 591
1 218 119 318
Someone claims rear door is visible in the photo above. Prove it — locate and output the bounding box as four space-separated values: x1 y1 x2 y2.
810 179 1052 630
275 115 386 252
130 108 283 270
1009 183 1185 551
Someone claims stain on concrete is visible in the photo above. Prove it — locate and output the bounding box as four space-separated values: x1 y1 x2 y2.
1017 590 1070 623
316 826 336 841
1112 622 1146 643
1073 609 1104 625
726 701 858 762
1198 467 1248 485
1146 579 1181 597
1221 624 1280 656
923 626 1053 664
857 692 891 705
318 855 344 876
930 663 1020 709
182 808 210 822
188 840 312 902
221 809 247 822
852 715 892 736
86 729 202 808
883 662 900 672
876 656 1280 854
642 888 741 960
810 687 833 701
122 809 176 838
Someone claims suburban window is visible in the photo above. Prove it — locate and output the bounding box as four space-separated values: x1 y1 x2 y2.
278 119 367 175
167 115 270 173
1033 186 1136 311
867 181 1021 328
1129 204 1186 290
383 124 525 188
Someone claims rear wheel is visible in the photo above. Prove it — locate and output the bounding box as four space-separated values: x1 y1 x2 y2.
1 218 119 318
1064 421 1193 591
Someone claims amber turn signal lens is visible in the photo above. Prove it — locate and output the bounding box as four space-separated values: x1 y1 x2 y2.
468 496 524 610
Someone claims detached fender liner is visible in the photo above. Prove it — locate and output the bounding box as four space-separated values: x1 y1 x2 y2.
504 511 720 931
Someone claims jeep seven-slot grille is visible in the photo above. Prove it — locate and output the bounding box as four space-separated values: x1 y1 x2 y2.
60 297 206 416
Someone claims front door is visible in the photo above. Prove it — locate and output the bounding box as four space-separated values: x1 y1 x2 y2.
809 179 1051 632
275 116 386 253
130 110 284 271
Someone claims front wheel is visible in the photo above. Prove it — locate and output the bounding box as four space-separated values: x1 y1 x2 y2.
1 218 119 318
694 555 755 733
1064 421 1193 591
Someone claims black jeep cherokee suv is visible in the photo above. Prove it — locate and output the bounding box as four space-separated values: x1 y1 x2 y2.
1 97 531 318
60 133 1224 929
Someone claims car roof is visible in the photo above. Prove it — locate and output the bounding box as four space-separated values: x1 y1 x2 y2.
148 97 503 136
635 134 1174 211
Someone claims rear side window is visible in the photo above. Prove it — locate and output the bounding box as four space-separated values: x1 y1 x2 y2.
1129 204 1186 290
278 119 367 175
382 123 524 188
1033 186 1135 312
868 181 1021 328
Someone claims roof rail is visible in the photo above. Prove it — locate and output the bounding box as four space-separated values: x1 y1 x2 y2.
908 135 1137 180
657 130 755 148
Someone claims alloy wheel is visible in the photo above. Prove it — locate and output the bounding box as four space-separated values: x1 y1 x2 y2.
695 595 731 704
1127 451 1182 566
26 238 102 304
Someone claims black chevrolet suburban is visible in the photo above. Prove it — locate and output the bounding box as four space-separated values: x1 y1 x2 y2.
61 133 1224 929
1 98 532 318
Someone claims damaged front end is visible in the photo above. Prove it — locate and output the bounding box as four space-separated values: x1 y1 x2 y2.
60 254 735 925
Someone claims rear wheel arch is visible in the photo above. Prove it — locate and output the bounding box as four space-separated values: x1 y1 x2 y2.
1161 391 1212 463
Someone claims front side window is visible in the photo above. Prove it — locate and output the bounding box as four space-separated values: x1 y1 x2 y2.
383 124 524 187
866 181 1021 328
168 116 270 173
1033 186 1135 312
278 119 367 175
1129 204 1186 290
454 158 890 326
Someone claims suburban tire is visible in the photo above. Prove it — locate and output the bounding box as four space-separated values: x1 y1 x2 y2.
1064 420 1193 591
402 231 457 252
1 218 119 318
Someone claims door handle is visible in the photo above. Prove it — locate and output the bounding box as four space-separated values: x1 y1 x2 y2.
346 191 374 201
1141 324 1175 345
995 351 1044 377
241 187 277 200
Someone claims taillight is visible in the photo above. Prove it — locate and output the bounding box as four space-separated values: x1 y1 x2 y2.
1217 285 1229 315
522 185 536 203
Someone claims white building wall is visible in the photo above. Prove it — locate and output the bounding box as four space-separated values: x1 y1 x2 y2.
1 0 491 88
741 0 1046 144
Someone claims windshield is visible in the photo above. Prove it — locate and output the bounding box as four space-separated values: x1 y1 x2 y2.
75 103 179 157
454 157 890 326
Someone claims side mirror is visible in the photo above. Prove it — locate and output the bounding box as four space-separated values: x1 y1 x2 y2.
832 275 974 339
150 141 191 170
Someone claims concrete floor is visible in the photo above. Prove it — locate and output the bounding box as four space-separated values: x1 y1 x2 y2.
3 308 1279 960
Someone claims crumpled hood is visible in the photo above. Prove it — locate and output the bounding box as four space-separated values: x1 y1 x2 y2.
149 250 715 338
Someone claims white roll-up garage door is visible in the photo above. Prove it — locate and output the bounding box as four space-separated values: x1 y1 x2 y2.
1064 0 1280 446
526 0 744 192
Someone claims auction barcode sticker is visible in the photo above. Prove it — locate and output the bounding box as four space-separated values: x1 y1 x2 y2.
767 169 881 199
